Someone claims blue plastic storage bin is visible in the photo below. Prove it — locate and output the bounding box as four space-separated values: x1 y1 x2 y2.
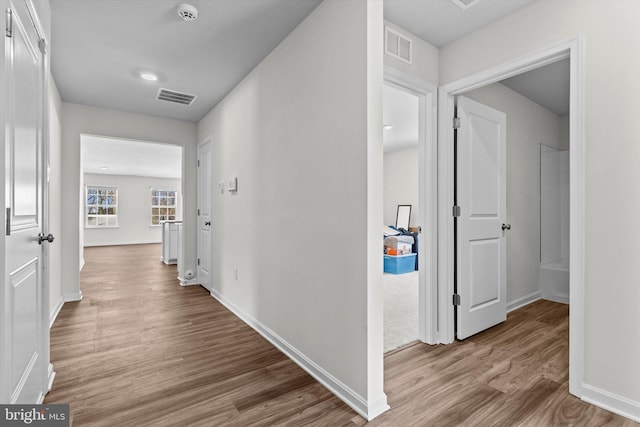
384 253 416 274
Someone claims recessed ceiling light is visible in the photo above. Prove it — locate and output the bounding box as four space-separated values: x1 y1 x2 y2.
140 72 158 81
383 124 393 130
100 166 109 170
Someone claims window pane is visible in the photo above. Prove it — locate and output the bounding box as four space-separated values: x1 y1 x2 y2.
168 208 175 216
87 216 96 226
152 216 159 225
96 216 107 227
107 216 117 227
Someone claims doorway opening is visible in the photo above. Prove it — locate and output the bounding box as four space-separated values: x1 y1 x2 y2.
79 135 185 288
438 37 584 396
383 66 438 349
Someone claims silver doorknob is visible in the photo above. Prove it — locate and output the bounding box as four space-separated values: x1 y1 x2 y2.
38 233 55 244
501 224 511 231
204 221 211 226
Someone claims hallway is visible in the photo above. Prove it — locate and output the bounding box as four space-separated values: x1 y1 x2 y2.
46 244 636 426
45 244 359 426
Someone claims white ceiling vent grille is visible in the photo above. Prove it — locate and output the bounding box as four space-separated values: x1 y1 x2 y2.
385 27 412 64
156 88 197 106
450 0 481 10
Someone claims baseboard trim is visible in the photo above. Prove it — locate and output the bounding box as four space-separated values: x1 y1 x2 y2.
582 383 640 423
47 363 56 392
507 290 541 313
84 240 161 247
49 298 64 329
178 276 200 286
63 291 83 302
210 288 384 421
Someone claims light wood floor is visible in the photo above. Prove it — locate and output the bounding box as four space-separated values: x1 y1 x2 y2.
46 244 637 426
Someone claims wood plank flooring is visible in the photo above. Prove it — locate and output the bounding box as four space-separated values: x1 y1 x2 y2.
46 244 637 426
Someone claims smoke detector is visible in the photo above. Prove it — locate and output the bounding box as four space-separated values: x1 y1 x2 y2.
177 3 198 21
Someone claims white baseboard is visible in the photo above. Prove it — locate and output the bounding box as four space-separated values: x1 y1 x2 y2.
178 276 200 286
582 383 640 423
47 363 56 392
83 240 161 247
210 288 387 421
507 290 541 313
64 291 83 302
49 298 64 329
80 258 85 271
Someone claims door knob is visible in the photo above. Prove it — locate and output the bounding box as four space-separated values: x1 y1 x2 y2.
204 221 211 226
501 224 511 231
38 233 55 244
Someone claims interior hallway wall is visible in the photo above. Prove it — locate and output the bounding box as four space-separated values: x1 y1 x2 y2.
464 83 564 306
60 103 197 301
198 0 386 418
440 0 640 412
383 147 418 227
48 75 63 324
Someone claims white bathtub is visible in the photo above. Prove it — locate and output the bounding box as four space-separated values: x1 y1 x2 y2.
540 259 569 304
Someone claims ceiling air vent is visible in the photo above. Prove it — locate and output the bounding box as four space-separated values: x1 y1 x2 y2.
385 27 412 64
156 88 197 106
450 0 481 10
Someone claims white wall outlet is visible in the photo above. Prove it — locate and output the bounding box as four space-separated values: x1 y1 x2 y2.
218 181 225 194
228 176 237 192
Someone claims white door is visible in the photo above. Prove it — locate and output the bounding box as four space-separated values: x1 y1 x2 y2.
2 0 51 403
197 140 212 291
455 96 507 340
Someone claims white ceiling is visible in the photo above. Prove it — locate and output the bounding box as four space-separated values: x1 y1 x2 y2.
383 84 419 153
501 58 570 116
82 135 182 179
50 0 545 123
384 0 537 47
51 0 322 123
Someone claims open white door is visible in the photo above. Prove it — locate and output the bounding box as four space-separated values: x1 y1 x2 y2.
197 140 212 291
455 96 507 340
1 0 51 403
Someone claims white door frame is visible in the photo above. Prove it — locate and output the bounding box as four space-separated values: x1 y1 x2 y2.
195 137 212 290
437 36 585 397
383 66 438 344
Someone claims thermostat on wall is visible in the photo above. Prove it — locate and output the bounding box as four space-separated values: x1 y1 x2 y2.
228 176 237 192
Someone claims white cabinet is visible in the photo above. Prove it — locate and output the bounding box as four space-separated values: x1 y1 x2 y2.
161 221 182 264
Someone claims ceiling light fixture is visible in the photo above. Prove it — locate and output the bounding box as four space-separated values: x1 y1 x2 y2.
177 3 198 21
140 72 158 81
100 166 109 170
383 124 393 130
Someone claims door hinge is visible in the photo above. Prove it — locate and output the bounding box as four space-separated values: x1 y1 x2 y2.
452 205 461 217
5 207 10 236
197 209 200 216
197 160 200 167
453 294 461 306
197 258 200 266
5 8 12 38
453 117 461 129
38 39 46 54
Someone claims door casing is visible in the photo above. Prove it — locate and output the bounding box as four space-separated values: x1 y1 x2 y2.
437 37 585 397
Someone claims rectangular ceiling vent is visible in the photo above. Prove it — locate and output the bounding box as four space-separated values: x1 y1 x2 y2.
385 27 412 64
450 0 481 10
156 88 197 106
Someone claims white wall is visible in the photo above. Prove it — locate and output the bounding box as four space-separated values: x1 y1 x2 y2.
60 103 197 301
197 0 386 419
383 147 418 227
440 0 640 411
48 76 63 324
464 83 564 304
384 20 439 84
82 173 182 247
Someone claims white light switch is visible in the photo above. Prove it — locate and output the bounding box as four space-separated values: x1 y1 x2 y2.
228 176 237 192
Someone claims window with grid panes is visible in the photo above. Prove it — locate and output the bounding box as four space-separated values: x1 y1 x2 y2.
86 186 118 227
151 189 177 225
